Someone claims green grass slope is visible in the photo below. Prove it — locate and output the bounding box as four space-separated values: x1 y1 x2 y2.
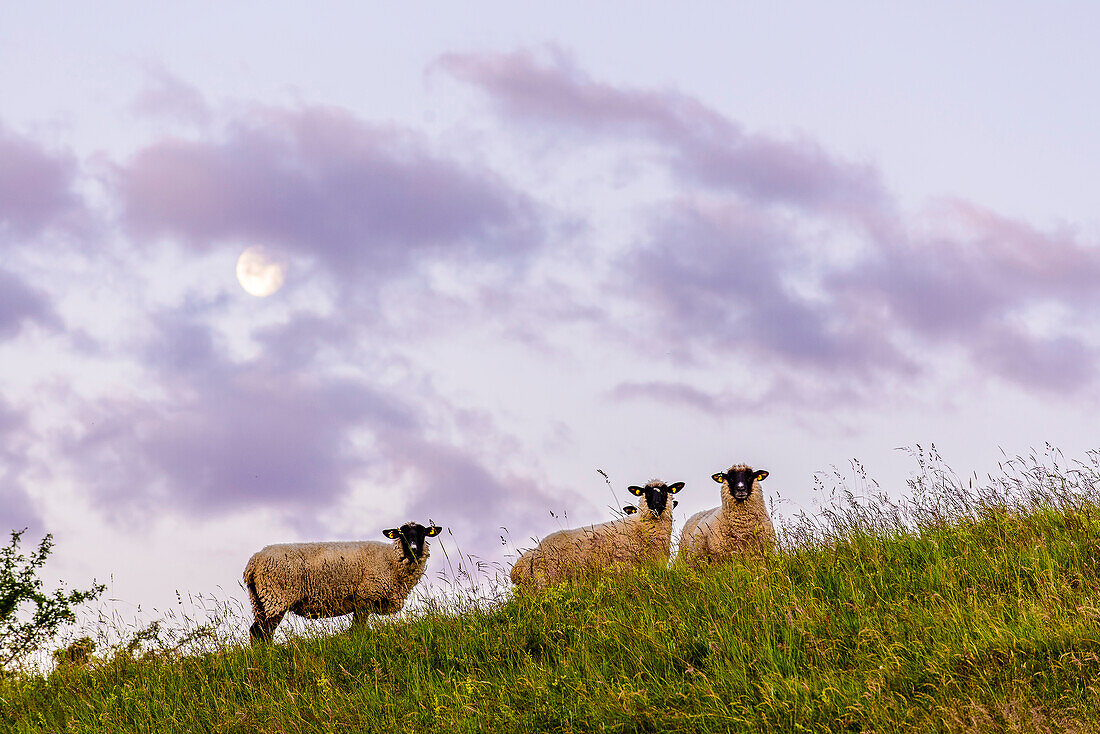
3 454 1100 733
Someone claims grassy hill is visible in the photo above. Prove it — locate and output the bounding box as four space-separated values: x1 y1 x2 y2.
3 451 1100 733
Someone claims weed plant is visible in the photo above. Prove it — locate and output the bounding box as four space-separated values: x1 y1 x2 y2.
2 447 1099 732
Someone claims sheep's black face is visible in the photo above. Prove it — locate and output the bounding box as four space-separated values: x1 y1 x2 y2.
383 522 443 563
713 467 768 502
626 481 685 517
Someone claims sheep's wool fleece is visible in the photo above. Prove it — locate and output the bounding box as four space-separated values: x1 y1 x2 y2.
679 465 774 566
511 486 673 589
244 540 427 619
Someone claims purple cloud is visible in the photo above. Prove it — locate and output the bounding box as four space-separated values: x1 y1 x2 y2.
252 312 359 373
607 381 722 416
130 68 212 126
446 52 1100 396
62 308 416 521
117 106 538 280
0 268 61 340
440 49 887 216
0 125 83 238
836 203 1100 336
621 201 910 375
975 330 1095 393
608 378 866 418
0 401 41 535
623 197 1100 393
829 202 1100 389
377 432 555 550
59 304 558 549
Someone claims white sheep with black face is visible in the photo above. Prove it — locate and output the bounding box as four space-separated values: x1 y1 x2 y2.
678 464 773 567
510 479 684 590
243 521 442 642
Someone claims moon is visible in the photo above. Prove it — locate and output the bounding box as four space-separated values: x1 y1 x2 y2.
236 246 287 297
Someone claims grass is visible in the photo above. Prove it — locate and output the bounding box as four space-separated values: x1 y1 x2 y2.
2 447 1100 732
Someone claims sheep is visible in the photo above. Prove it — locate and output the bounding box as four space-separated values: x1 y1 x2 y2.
678 464 773 567
243 521 442 643
510 479 683 590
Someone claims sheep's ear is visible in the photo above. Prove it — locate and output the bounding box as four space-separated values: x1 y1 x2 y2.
382 529 401 539
672 499 679 508
666 481 685 494
627 485 645 496
754 470 769 482
426 526 442 537
623 505 638 515
711 472 726 484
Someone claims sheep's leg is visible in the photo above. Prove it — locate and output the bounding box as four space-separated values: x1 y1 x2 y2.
246 579 283 644
351 608 372 629
250 612 284 644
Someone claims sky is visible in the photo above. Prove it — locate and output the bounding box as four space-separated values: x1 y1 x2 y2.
2 2 1099 630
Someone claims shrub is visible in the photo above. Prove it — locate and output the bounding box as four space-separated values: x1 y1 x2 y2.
0 529 105 672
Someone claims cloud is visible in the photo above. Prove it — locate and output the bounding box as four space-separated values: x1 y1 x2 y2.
623 197 1100 394
0 401 41 536
0 125 83 238
621 201 911 376
836 202 1100 335
0 268 62 340
251 312 359 373
442 51 1100 396
61 307 416 521
975 330 1095 393
117 105 539 282
608 377 867 418
440 49 887 216
130 68 212 126
375 432 553 550
607 381 723 416
830 201 1100 390
58 304 558 549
